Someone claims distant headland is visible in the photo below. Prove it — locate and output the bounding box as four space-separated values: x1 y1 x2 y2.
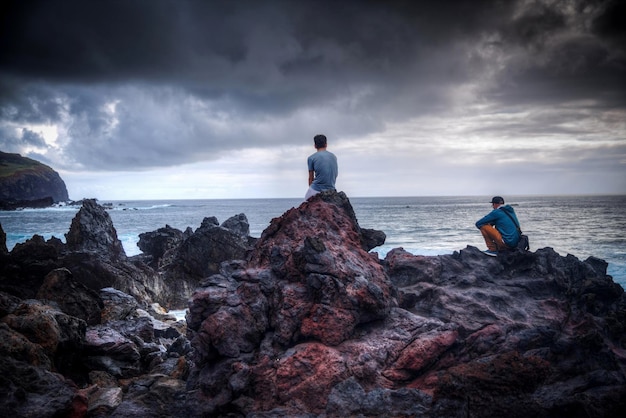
0 151 69 210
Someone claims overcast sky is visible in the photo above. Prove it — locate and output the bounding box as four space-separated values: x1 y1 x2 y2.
1 0 624 200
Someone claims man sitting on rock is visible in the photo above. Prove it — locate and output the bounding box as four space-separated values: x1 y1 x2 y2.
305 134 338 200
475 196 521 256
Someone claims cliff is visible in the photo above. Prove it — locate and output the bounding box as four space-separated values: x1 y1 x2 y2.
0 192 624 417
0 151 69 208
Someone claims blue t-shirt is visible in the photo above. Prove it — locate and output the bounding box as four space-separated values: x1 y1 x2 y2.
307 150 338 191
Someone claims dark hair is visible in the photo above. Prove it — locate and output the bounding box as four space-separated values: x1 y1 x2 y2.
314 134 327 149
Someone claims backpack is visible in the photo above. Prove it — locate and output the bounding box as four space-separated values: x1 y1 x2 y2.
502 209 530 251
516 233 530 251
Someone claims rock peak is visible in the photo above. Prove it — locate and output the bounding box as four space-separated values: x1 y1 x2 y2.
65 199 126 260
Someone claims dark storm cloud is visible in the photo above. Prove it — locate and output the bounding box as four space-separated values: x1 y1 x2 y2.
0 77 67 124
0 0 507 106
0 0 624 172
486 0 626 107
0 1 495 80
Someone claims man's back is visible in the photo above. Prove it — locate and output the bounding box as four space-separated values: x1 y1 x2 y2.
308 150 338 191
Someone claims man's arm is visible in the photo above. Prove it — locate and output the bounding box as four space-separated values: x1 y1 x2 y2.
308 170 314 186
475 210 496 229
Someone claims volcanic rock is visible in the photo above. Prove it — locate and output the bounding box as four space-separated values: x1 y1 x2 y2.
36 267 104 326
0 354 87 417
0 234 61 300
100 287 141 322
1 297 88 389
153 213 256 308
220 213 251 240
0 285 190 417
185 191 398 415
65 198 126 261
0 196 55 210
59 199 174 307
0 199 170 307
137 224 185 267
0 222 7 253
184 190 626 417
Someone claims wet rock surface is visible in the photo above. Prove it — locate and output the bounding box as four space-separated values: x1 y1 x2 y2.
0 285 189 417
155 214 255 307
0 190 624 417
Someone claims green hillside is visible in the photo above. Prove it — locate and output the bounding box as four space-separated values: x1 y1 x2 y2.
0 152 42 178
0 151 69 204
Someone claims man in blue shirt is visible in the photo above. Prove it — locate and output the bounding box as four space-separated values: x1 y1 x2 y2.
476 196 521 256
305 134 338 200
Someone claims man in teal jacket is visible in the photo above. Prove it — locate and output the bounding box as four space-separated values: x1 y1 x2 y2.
475 196 521 256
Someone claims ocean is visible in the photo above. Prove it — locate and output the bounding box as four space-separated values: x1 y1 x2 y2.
1 195 625 288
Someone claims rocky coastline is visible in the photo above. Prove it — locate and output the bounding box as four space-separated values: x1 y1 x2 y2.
1 191 625 417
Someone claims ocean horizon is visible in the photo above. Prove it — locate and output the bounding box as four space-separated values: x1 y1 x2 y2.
2 194 625 288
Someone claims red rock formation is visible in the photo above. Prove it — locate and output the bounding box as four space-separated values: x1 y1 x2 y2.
186 191 626 417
